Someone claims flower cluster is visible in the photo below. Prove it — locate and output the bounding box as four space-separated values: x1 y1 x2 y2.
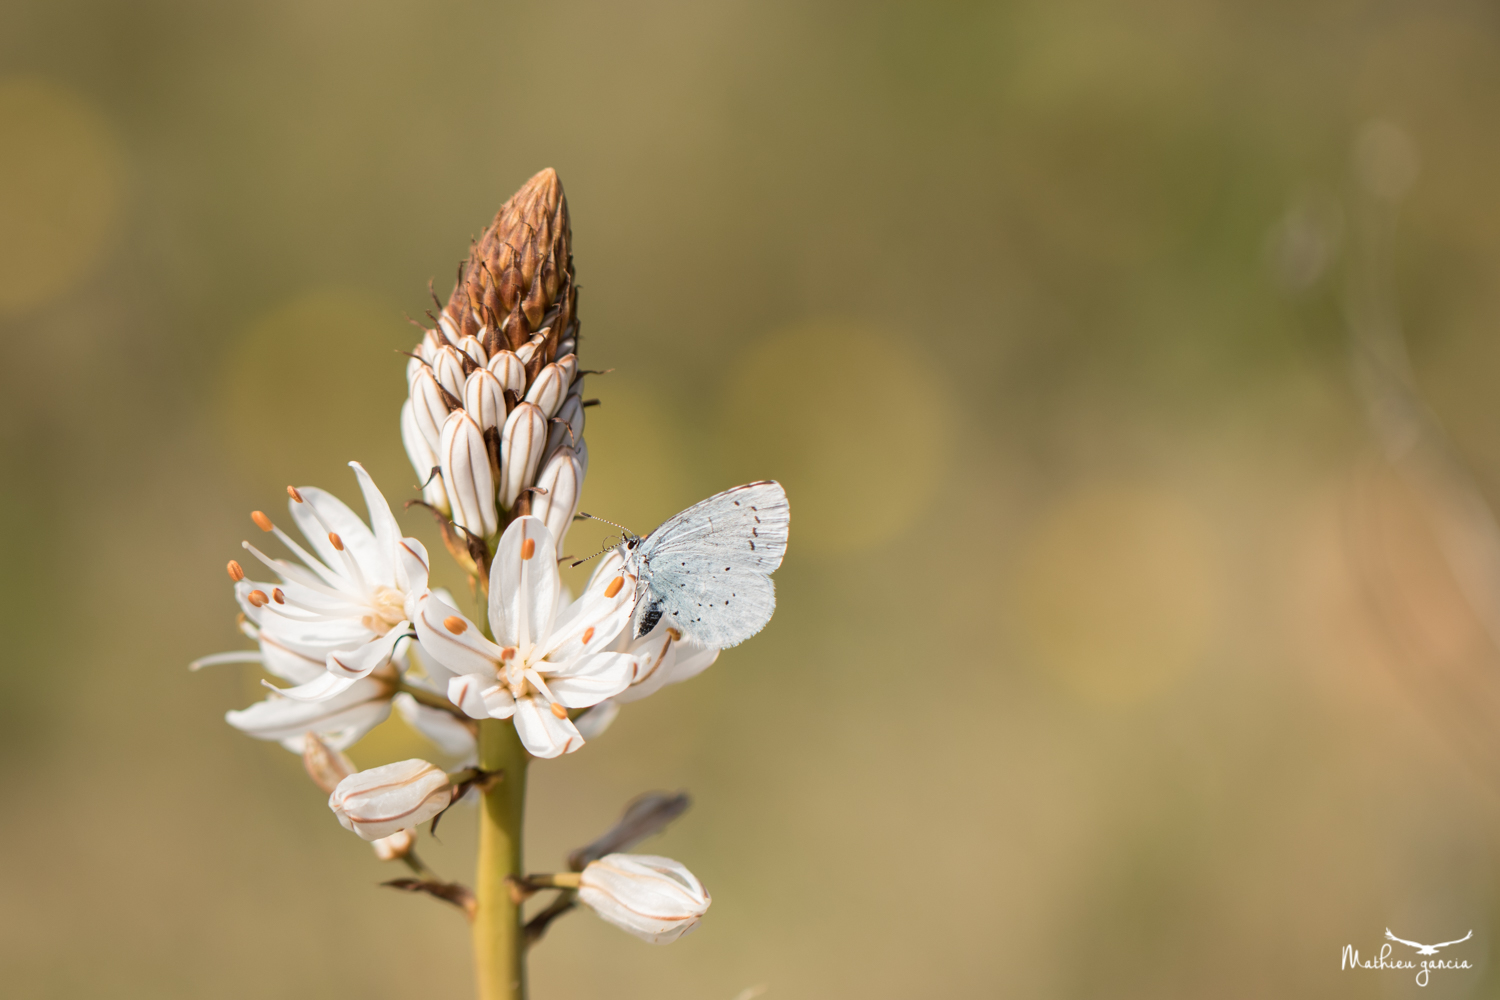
196 170 740 971
195 170 768 977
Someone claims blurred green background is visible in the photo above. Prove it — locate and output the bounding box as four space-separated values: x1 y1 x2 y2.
5 1 1500 997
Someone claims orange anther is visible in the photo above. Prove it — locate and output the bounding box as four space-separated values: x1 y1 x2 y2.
443 616 467 635
329 533 344 551
581 626 594 645
604 576 624 598
287 485 304 503
272 588 285 604
247 590 269 607
500 647 516 661
666 627 682 642
521 538 536 560
251 511 273 532
550 702 568 719
226 560 245 582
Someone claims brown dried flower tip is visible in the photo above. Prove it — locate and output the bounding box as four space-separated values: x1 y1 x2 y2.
445 168 577 363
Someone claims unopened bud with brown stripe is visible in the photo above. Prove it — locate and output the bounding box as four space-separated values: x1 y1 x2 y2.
544 394 585 465
401 398 450 514
487 350 527 395
524 362 568 419
463 368 509 432
407 366 451 456
430 345 467 399
500 402 548 510
328 759 453 841
577 853 711 944
531 446 583 548
440 409 497 538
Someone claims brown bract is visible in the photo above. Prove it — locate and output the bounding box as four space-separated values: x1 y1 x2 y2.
446 167 576 371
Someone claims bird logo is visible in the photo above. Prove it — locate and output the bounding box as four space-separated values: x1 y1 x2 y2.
1384 929 1474 956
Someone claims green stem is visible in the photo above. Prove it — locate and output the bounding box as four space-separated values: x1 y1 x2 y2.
473 718 529 1000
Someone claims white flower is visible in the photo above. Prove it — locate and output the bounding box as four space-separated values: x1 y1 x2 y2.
577 853 711 944
229 462 431 702
571 549 721 739
412 516 637 758
328 759 453 841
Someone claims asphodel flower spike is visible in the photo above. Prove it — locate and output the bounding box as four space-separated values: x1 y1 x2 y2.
400 168 591 570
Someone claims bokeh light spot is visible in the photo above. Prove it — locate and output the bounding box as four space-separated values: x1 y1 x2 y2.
1013 483 1223 705
721 322 952 554
0 77 124 314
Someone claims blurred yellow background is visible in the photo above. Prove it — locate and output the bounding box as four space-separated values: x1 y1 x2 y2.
4 2 1500 997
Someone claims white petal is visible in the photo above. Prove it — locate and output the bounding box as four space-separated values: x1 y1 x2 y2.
448 673 511 719
289 485 382 588
326 627 407 680
396 538 431 598
188 650 262 671
226 677 392 747
488 516 559 651
267 671 359 703
413 592 503 677
544 651 636 708
546 566 636 662
511 697 583 758
349 462 400 584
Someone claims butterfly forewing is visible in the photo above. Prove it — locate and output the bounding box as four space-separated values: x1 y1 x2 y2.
631 481 789 647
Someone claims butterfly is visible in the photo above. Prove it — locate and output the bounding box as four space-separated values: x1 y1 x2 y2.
617 481 790 648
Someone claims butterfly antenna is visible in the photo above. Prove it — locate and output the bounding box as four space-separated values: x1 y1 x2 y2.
576 511 638 539
570 512 639 568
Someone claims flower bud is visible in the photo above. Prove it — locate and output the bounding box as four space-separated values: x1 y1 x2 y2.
499 402 548 510
457 335 488 367
555 352 578 386
463 368 509 432
487 350 527 395
531 446 583 548
372 828 416 861
440 410 498 537
431 345 467 398
328 759 453 841
401 399 450 513
302 732 355 794
544 394 585 463
577 854 711 944
408 366 451 455
524 362 568 418
554 337 576 361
